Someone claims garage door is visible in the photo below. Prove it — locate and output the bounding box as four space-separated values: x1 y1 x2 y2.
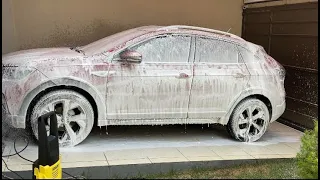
242 2 318 130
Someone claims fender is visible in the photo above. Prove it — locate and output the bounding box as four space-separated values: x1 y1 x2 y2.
220 87 275 125
18 76 107 128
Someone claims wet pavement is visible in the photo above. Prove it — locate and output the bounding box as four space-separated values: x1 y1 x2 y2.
2 121 303 171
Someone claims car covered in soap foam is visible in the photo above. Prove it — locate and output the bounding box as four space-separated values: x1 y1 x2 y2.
2 25 286 146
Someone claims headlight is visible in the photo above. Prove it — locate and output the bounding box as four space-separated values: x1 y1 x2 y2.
2 66 35 80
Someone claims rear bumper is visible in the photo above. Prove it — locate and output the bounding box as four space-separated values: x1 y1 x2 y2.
271 100 286 123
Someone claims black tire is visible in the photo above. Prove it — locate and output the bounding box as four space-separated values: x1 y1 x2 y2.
29 89 94 147
227 98 270 142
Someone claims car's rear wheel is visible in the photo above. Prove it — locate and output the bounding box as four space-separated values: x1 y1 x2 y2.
30 89 94 147
227 98 270 142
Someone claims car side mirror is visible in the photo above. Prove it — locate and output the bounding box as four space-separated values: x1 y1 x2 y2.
119 50 142 63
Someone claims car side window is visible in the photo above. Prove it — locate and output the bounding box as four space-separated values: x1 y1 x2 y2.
195 37 239 63
128 34 191 63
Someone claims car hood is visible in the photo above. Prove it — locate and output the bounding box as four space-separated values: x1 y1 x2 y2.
2 47 83 66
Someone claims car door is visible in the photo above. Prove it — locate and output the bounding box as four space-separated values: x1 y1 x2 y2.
188 36 250 120
105 34 193 120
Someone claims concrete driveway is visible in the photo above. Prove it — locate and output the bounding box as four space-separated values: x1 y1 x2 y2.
2 121 303 173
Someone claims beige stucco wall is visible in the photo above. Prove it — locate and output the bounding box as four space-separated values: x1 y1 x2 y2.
2 0 244 54
2 0 18 54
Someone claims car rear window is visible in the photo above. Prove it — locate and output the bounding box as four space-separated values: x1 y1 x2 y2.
195 37 239 63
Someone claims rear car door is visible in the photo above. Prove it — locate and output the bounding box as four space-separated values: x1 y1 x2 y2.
188 36 250 120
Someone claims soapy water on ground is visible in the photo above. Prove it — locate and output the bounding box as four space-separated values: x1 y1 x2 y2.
2 102 303 154
3 114 303 154
59 122 302 153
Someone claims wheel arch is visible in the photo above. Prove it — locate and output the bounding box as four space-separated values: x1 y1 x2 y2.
222 89 274 125
20 77 106 129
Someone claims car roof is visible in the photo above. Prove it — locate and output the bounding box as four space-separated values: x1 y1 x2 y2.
137 25 244 42
82 25 258 56
137 25 261 57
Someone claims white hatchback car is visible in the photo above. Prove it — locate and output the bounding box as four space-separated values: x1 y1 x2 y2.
2 25 286 146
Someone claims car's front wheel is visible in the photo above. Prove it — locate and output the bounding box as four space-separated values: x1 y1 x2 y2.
30 89 94 147
227 98 270 142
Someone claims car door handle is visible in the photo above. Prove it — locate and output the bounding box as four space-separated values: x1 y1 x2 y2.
108 71 116 76
176 73 190 79
91 71 108 77
91 71 115 77
233 73 246 78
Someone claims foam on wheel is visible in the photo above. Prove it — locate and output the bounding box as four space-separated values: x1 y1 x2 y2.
227 98 270 142
29 89 94 147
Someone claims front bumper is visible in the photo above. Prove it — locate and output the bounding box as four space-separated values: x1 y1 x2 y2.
2 93 9 114
2 67 50 129
2 93 25 128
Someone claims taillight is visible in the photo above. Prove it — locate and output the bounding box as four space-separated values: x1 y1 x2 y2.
274 61 286 100
259 46 286 80
264 53 285 80
275 61 286 80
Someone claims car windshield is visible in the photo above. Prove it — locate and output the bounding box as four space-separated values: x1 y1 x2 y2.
79 28 148 56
